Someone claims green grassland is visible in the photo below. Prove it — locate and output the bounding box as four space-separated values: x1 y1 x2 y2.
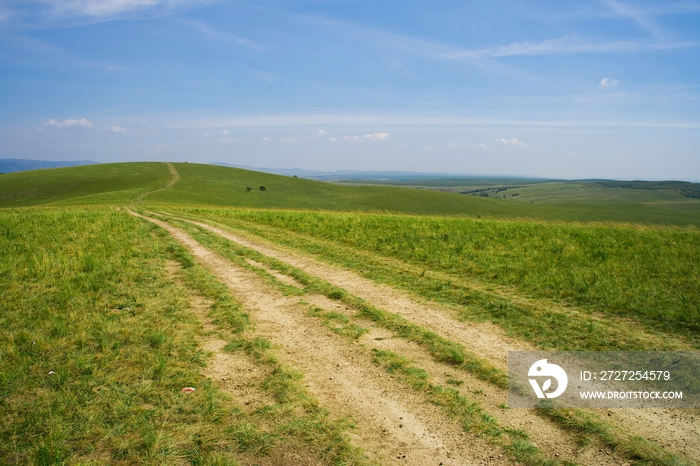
416 180 700 225
2 162 700 225
2 162 698 346
2 161 700 464
0 208 369 465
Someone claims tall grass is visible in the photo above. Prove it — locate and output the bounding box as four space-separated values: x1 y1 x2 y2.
182 209 700 337
0 207 224 463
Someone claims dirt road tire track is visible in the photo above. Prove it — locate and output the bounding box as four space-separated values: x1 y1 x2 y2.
134 211 515 466
157 215 621 465
165 261 325 465
156 213 700 464
169 216 534 367
134 162 180 203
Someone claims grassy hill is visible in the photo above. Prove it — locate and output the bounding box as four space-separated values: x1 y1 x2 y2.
1 161 699 225
146 163 548 217
0 162 549 217
0 162 171 207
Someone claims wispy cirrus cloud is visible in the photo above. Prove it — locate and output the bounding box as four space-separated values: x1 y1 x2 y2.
181 19 263 51
443 36 697 59
43 117 95 128
108 125 127 132
36 0 210 18
601 0 663 37
175 114 700 130
304 14 696 65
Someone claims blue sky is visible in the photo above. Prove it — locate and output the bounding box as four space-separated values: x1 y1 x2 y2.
1 0 699 180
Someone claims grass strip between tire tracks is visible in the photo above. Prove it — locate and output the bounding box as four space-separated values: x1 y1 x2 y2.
371 349 567 466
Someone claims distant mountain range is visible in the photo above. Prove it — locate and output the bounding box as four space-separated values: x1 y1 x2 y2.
0 159 100 174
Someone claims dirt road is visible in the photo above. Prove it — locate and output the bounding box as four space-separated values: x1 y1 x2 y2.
133 162 180 203
134 211 699 465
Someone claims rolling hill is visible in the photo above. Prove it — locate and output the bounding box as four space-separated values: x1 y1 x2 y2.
1 161 699 225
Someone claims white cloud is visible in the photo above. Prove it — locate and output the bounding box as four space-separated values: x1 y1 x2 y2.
476 138 527 149
279 130 337 143
41 0 208 18
203 132 210 137
219 138 234 143
261 137 271 142
109 125 126 132
599 77 619 88
318 129 338 141
43 117 95 128
343 132 390 141
221 130 229 135
494 137 527 147
446 142 468 149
